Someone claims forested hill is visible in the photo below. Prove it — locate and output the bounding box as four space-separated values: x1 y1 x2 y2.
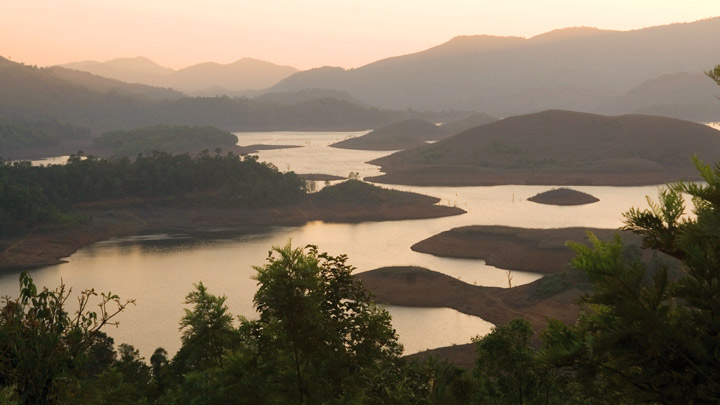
0 152 305 237
0 57 406 134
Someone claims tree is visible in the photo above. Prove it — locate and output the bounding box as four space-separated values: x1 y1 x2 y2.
171 282 238 376
249 242 403 403
540 157 720 403
0 272 133 404
707 64 720 86
473 319 559 405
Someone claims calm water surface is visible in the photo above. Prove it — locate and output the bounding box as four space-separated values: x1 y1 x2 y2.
1 131 666 357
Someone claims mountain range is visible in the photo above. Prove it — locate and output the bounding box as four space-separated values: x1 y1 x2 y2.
268 18 720 119
54 18 720 121
60 57 298 94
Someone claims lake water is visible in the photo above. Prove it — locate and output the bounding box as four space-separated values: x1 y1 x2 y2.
1 131 667 358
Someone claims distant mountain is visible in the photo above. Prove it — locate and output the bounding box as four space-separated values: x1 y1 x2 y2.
60 57 298 93
60 57 174 85
594 72 720 122
254 89 358 105
47 66 184 100
0 56 405 145
439 112 499 135
366 110 720 186
169 58 298 92
270 18 720 116
330 119 448 150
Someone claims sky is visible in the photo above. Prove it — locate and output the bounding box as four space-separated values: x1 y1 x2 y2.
2 0 720 71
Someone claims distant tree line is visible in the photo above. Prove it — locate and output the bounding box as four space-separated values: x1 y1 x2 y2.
0 118 91 151
0 151 304 237
93 125 239 157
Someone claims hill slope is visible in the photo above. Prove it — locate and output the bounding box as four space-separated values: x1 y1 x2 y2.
594 72 720 122
330 119 447 150
367 110 720 186
270 18 720 115
0 57 406 134
60 57 174 85
60 57 299 93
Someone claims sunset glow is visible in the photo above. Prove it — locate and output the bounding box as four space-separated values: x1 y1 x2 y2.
3 0 720 69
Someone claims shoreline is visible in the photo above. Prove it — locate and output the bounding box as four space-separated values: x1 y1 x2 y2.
358 266 582 368
411 226 639 274
364 167 697 187
1 196 464 272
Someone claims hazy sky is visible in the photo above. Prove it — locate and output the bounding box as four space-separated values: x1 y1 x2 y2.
3 0 720 70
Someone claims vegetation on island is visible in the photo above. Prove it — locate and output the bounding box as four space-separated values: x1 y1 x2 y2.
0 119 91 152
0 151 304 237
2 157 720 403
93 125 240 157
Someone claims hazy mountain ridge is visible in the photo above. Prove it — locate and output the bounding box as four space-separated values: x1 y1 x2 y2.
0 56 407 139
595 72 720 121
60 56 175 85
270 18 720 116
59 57 298 93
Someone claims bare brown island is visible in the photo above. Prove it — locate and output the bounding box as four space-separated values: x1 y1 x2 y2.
527 187 599 206
0 181 463 271
357 266 583 368
365 110 720 186
410 226 641 274
385 226 644 366
330 118 449 151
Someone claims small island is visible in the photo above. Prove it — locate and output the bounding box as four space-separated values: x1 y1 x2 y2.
367 110 720 186
0 151 465 271
527 187 599 205
330 118 448 151
357 265 583 368
410 226 638 274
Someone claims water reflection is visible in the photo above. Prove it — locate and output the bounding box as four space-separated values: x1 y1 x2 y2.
0 130 672 359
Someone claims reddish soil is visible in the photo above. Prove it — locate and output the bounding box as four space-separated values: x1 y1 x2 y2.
358 266 583 368
410 226 636 274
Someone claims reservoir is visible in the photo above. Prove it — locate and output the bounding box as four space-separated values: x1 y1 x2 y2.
0 131 662 358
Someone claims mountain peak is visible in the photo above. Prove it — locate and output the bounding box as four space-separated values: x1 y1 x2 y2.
529 26 610 42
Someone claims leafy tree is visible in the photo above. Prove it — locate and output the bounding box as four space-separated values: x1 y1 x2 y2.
0 272 134 404
248 242 404 403
473 318 560 405
540 157 720 403
171 282 239 376
707 64 720 86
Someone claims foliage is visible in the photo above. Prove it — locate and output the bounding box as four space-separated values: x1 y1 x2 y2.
0 151 305 236
0 118 90 151
0 272 134 404
248 242 404 403
539 157 720 403
707 64 720 86
314 178 418 204
171 282 239 376
473 319 561 404
93 125 238 157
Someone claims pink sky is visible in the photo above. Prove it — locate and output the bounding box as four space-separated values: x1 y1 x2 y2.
2 0 720 70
